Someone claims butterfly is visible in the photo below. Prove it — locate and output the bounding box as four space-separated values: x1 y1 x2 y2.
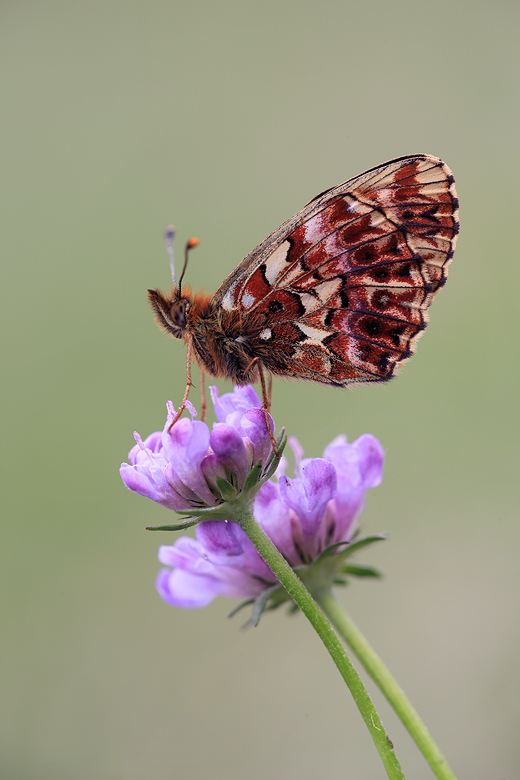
148 154 459 431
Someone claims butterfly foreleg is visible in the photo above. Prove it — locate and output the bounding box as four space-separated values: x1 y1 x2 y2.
167 334 195 432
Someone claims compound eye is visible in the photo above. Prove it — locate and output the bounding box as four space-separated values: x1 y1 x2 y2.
170 299 187 328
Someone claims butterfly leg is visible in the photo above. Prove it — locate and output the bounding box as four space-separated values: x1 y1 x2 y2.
243 356 278 455
199 367 207 423
258 363 279 457
167 334 194 432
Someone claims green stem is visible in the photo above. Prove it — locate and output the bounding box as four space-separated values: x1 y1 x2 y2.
237 511 405 780
317 591 457 780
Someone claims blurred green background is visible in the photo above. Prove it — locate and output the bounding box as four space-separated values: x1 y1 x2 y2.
2 2 519 778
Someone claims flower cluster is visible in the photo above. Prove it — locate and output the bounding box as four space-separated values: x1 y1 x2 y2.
120 386 384 611
120 386 274 513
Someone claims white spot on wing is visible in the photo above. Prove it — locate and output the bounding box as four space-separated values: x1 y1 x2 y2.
370 211 387 227
222 281 238 311
303 212 325 242
315 278 342 302
242 291 255 309
264 241 291 285
259 328 272 340
298 293 321 313
297 323 328 344
345 194 373 215
375 188 394 206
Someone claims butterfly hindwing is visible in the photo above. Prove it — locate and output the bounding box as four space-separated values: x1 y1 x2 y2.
212 154 459 385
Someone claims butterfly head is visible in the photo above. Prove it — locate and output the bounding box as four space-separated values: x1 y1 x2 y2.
148 287 192 340
148 229 201 340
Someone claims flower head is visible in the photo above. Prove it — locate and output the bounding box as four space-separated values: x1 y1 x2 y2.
120 388 274 515
121 386 385 616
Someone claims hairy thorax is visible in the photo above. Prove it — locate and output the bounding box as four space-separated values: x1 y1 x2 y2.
148 285 267 384
188 299 264 384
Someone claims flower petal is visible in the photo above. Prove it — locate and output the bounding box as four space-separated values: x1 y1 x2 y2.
156 524 275 609
210 424 250 487
211 385 262 424
323 434 384 540
352 434 385 488
255 481 299 565
156 568 223 608
323 434 384 492
196 521 274 581
161 417 216 505
279 459 337 541
120 463 160 502
240 409 273 465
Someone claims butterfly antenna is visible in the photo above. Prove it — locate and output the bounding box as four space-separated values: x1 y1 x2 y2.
177 237 199 296
164 226 177 288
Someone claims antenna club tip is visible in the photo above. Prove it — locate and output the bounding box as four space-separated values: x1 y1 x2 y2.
187 237 199 249
165 225 176 240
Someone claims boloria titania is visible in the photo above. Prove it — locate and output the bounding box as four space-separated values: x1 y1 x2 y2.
149 154 459 429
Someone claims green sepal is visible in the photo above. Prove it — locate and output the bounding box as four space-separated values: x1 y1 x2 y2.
340 533 388 555
229 531 387 626
242 462 263 493
228 583 291 627
172 504 238 523
316 534 388 565
262 430 287 481
251 586 276 627
146 504 236 530
216 477 238 500
339 563 383 578
173 505 223 517
227 598 255 619
146 517 201 531
250 583 291 626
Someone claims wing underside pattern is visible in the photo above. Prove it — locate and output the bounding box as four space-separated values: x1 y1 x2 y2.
213 155 459 385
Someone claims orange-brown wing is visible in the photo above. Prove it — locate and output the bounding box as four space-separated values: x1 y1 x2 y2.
212 154 459 385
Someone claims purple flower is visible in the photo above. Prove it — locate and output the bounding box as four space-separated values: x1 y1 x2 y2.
156 521 275 608
121 385 384 612
120 388 274 513
155 429 385 609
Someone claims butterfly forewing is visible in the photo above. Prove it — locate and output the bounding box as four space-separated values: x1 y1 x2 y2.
213 154 459 385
